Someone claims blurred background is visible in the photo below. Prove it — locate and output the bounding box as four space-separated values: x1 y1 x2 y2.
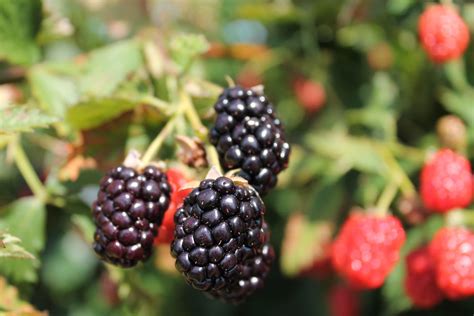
0 0 473 315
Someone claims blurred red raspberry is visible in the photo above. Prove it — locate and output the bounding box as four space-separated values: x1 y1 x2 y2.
332 213 405 289
420 149 473 213
404 246 444 308
155 168 192 244
328 283 360 316
293 78 326 114
418 4 470 63
429 227 474 299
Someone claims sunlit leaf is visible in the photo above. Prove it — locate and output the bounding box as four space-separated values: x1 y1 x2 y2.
0 197 46 283
0 0 41 65
0 106 58 134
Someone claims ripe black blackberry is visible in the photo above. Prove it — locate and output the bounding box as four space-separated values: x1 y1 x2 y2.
209 86 290 195
210 222 275 303
171 176 266 296
92 165 171 268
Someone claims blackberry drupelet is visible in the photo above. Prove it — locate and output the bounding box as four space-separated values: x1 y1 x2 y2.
210 86 290 195
92 165 171 268
171 176 267 296
210 222 275 303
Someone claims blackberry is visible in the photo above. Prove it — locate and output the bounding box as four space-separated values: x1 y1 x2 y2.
92 165 171 268
210 222 274 303
171 176 266 296
210 86 290 195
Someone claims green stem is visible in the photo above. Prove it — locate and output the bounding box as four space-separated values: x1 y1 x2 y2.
377 145 416 197
180 90 208 140
206 144 223 174
12 136 48 202
374 180 399 216
140 115 179 166
139 95 173 115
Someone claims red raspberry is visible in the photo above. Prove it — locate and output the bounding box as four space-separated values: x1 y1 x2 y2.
328 284 360 316
429 227 474 299
332 213 406 289
154 168 192 244
418 4 470 63
404 246 444 308
293 78 326 114
420 149 473 213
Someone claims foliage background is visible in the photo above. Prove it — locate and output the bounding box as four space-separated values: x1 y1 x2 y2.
0 0 473 315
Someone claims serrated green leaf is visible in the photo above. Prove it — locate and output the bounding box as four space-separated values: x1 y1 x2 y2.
440 89 474 127
382 215 444 315
0 106 58 134
306 131 387 174
0 197 46 283
0 233 35 260
0 0 42 65
65 97 137 130
170 34 209 73
79 40 143 97
29 66 80 118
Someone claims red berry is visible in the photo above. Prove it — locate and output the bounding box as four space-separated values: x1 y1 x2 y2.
404 246 444 308
429 227 474 299
328 284 360 316
332 213 406 289
154 168 192 244
293 78 326 113
418 4 470 63
420 149 473 213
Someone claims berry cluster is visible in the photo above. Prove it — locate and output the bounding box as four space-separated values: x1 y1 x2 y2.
404 246 444 308
418 4 470 63
92 165 171 268
210 86 290 195
429 227 474 300
170 176 273 302
332 213 406 289
420 149 473 213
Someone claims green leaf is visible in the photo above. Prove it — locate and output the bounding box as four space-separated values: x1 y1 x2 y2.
0 233 35 260
382 215 444 315
0 0 42 65
65 97 137 130
280 213 333 276
306 131 387 174
79 40 143 97
170 34 209 73
0 106 58 133
29 66 80 118
337 23 384 51
440 89 474 127
0 197 46 283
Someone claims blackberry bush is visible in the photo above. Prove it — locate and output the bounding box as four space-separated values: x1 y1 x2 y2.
92 165 171 267
171 176 269 300
210 86 290 195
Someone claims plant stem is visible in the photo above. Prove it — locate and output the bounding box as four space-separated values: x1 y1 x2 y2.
139 95 173 115
180 90 208 140
377 145 416 197
140 116 179 166
375 180 399 216
12 136 48 202
206 144 223 174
